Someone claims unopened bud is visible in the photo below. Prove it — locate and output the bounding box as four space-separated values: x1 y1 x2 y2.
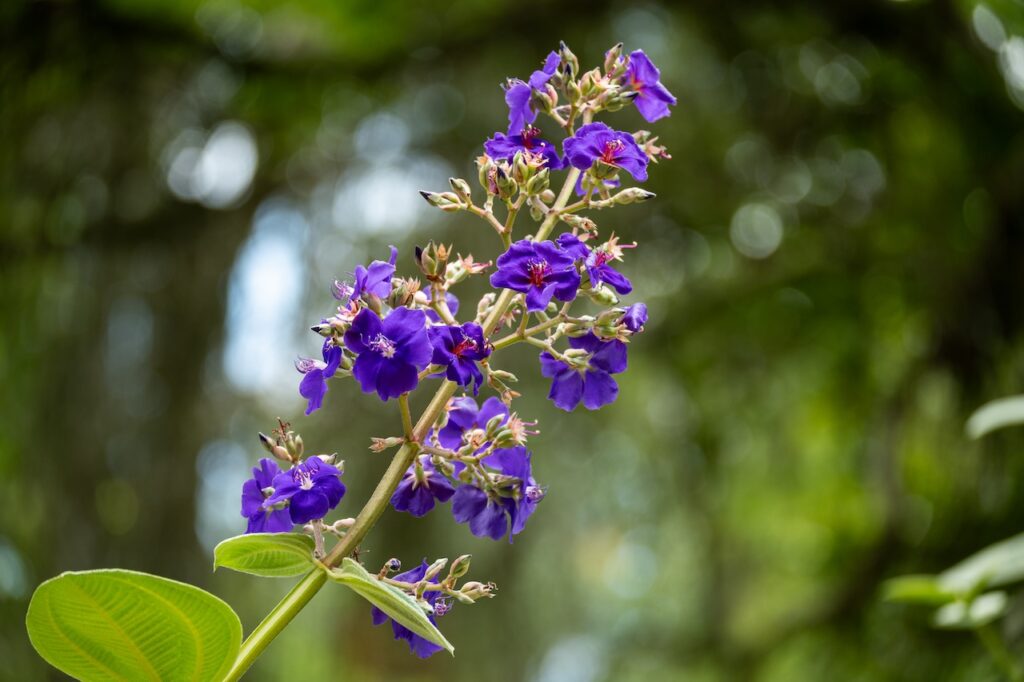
539 189 555 203
560 213 598 233
370 436 405 453
449 177 472 204
611 188 656 205
525 168 550 196
494 166 518 201
579 68 603 97
586 285 620 307
484 413 507 438
604 42 624 75
477 156 498 195
424 558 449 581
419 190 463 212
559 41 579 79
448 554 472 580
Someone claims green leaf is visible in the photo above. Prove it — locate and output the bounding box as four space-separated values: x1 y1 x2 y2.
933 591 1008 630
323 558 454 655
939 531 1024 593
882 575 957 606
26 569 241 682
213 533 316 577
966 395 1024 439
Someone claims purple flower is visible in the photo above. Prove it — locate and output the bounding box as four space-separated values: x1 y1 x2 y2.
563 122 648 182
622 303 648 333
344 307 431 401
556 233 633 295
490 239 581 312
241 458 293 534
351 246 398 301
296 341 342 415
504 51 560 134
451 446 543 542
484 126 564 170
624 50 677 122
438 396 509 450
390 455 456 517
371 560 447 658
265 457 345 525
539 332 628 411
427 322 491 393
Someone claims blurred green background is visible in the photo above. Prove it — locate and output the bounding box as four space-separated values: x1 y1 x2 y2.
3 0 1024 679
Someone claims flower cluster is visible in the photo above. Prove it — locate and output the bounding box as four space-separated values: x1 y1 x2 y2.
237 42 672 659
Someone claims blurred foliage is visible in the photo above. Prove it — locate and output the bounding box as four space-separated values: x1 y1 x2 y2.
3 0 1024 680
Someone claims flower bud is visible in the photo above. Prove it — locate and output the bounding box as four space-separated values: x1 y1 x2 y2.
611 188 656 205
415 242 449 281
484 413 507 438
369 436 405 453
586 285 620 307
494 166 518 201
560 213 598 233
424 558 449 581
310 323 333 337
448 554 472 580
524 168 550 196
604 42 624 75
449 177 472 204
599 87 639 112
477 155 498 195
559 41 579 79
419 190 462 212
579 68 603 98
539 189 555 203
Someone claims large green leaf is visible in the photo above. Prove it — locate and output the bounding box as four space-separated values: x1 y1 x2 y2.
939 531 1024 593
214 533 315 577
966 395 1024 439
323 558 454 655
26 569 241 682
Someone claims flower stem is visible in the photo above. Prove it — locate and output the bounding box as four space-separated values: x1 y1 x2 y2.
224 165 583 680
398 394 414 441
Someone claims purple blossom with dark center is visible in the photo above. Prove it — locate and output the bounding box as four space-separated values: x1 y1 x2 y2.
296 340 342 415
425 291 459 324
438 396 509 450
427 322 491 394
555 233 633 295
265 457 345 525
624 50 677 122
371 560 446 658
451 446 543 542
490 239 581 312
351 245 398 301
390 454 456 517
622 303 648 333
563 122 649 182
504 51 560 134
241 458 293 534
484 126 564 170
343 307 431 401
539 332 628 411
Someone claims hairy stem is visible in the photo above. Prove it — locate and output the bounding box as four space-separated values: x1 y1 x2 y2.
225 162 583 680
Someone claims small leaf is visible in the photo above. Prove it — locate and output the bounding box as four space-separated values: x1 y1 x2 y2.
933 591 1008 630
939 531 1024 593
27 569 241 682
882 575 957 606
966 395 1024 439
214 533 316 578
323 558 454 655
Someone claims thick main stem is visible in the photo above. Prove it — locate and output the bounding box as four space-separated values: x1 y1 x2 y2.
225 165 582 680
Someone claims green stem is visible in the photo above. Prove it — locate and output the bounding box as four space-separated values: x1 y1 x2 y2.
398 394 414 441
224 383 456 681
977 624 1024 681
225 162 584 680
